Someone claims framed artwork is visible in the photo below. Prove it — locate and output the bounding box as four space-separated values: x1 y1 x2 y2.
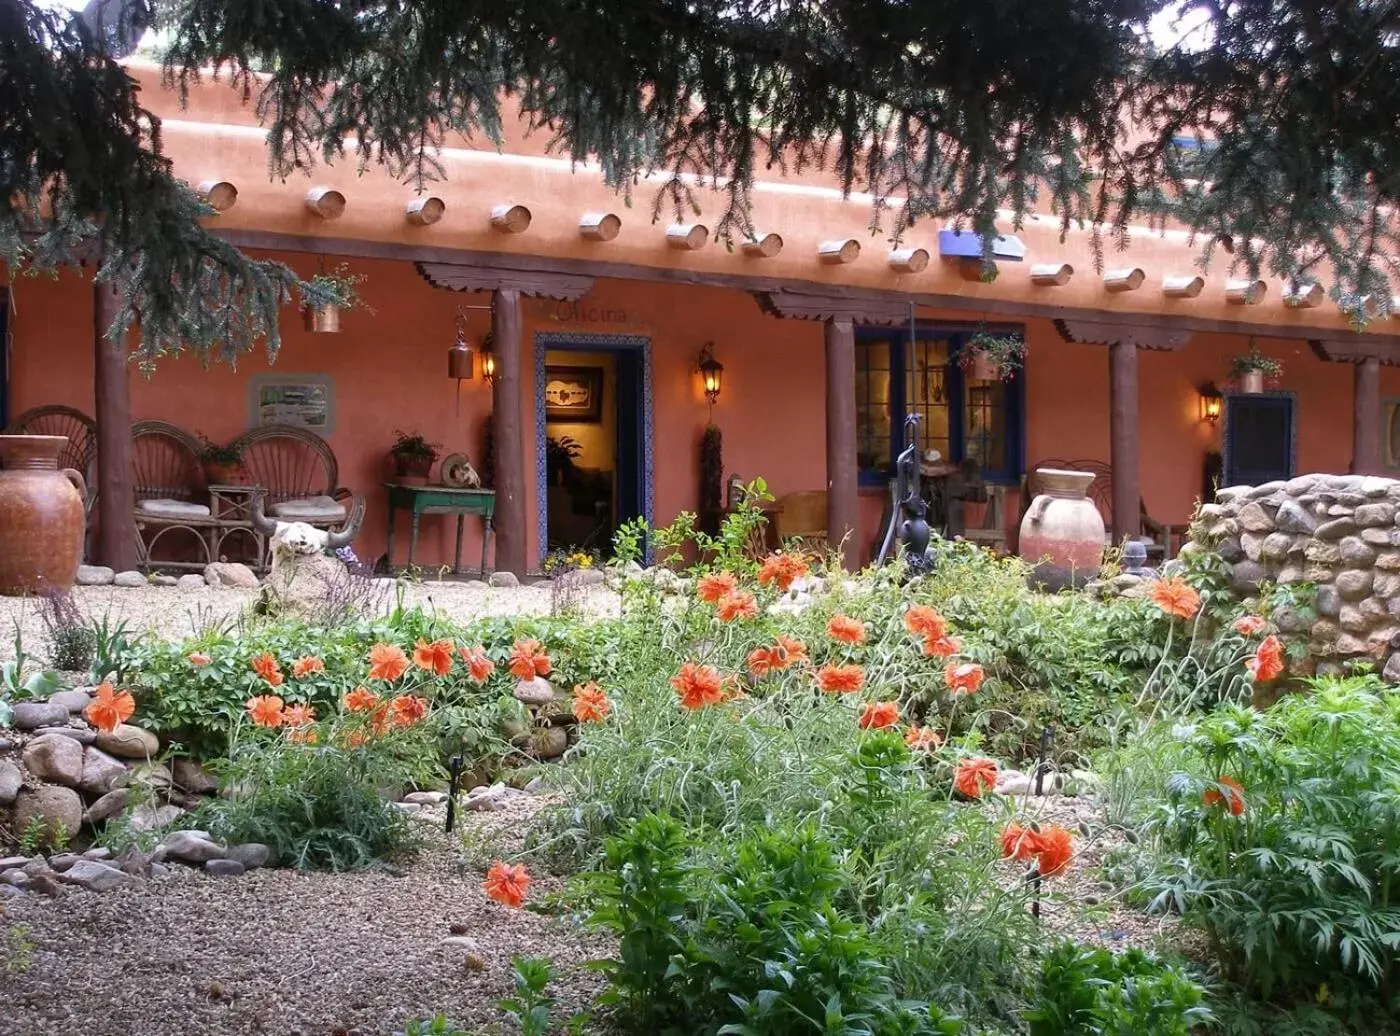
543 365 604 423
249 375 334 433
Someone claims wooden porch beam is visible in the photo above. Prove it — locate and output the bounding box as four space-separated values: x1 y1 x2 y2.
755 290 910 325
1054 318 1191 352
491 288 527 576
93 280 138 571
824 318 859 570
1109 340 1141 544
1353 356 1383 475
415 261 593 300
1311 338 1400 365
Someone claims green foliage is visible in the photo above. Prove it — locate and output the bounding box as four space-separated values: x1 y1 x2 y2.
39 588 96 672
498 956 558 1036
87 612 135 684
1139 678 1400 1023
1 629 59 726
400 1016 470 1036
17 815 65 857
1024 942 1211 1036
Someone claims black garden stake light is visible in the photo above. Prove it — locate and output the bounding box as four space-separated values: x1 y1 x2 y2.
444 754 465 834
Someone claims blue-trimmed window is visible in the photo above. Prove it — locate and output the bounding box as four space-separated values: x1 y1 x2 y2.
855 328 1025 485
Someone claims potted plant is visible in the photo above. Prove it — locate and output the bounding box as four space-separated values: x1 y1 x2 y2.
302 263 369 333
1229 347 1283 394
199 436 247 485
959 330 1027 381
389 430 440 485
545 435 582 486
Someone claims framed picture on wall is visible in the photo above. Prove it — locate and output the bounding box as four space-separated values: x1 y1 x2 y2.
544 365 604 423
249 375 334 433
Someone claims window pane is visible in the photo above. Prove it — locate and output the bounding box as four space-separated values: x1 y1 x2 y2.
964 379 1007 472
905 337 950 461
856 339 892 474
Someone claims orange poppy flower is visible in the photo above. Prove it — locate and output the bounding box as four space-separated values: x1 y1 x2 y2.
245 694 285 728
291 656 325 679
1246 635 1285 682
815 663 865 695
369 702 394 737
715 590 759 622
413 639 455 677
1233 614 1267 637
953 757 999 799
944 661 985 696
757 552 808 591
1149 576 1201 620
858 700 899 730
344 729 369 749
922 635 961 658
251 652 284 688
508 639 552 680
287 725 319 745
903 604 947 640
281 703 316 727
367 643 410 682
904 725 943 751
747 647 780 678
697 570 739 603
1000 822 1040 861
83 682 135 734
187 652 212 667
775 635 808 666
670 662 725 710
460 645 495 683
572 683 612 723
344 686 379 713
390 694 429 727
1203 775 1246 816
1033 825 1075 876
827 614 866 644
483 861 531 908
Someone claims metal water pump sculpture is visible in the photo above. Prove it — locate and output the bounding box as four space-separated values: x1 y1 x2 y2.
876 413 934 576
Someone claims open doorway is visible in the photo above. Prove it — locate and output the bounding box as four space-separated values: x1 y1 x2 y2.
534 333 650 563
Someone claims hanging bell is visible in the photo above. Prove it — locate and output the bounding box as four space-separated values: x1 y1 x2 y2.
448 340 474 379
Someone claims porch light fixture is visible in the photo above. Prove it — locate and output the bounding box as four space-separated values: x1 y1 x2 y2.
698 343 724 404
478 334 496 386
1198 383 1224 425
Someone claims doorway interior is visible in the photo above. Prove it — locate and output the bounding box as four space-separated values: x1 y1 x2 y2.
533 332 651 562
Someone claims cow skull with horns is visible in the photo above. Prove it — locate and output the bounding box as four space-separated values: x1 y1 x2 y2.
250 494 357 617
250 495 355 556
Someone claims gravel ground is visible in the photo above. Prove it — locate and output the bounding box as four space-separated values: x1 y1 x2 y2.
0 795 610 1036
0 581 621 664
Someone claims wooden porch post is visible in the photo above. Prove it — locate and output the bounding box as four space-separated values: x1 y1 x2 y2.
824 317 859 570
1108 339 1141 544
491 287 526 576
93 279 138 571
1352 356 1382 475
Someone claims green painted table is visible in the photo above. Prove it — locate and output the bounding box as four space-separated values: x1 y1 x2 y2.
384 483 496 575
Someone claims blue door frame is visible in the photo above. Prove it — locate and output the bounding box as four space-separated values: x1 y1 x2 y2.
533 332 652 563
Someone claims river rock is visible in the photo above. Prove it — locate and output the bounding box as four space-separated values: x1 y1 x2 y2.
1216 537 1244 563
1384 654 1400 683
82 787 129 825
513 677 554 706
47 688 93 714
1240 533 1266 562
1273 606 1311 634
1336 569 1375 600
488 571 519 588
204 562 258 589
79 747 128 796
1261 533 1294 561
128 802 185 832
1236 502 1274 533
226 843 272 870
171 758 218 795
1354 503 1396 527
161 830 226 864
1273 499 1317 534
11 702 72 731
531 725 569 760
75 565 115 586
403 791 447 805
205 859 246 877
0 761 21 806
32 726 97 746
1340 537 1378 567
12 785 82 844
23 734 85 787
176 574 207 590
113 570 147 588
1227 561 1267 594
57 859 133 892
94 724 159 759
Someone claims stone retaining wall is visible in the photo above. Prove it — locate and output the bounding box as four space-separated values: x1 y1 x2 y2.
1192 473 1400 682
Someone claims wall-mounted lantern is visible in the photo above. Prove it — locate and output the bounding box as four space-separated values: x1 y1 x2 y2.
698 343 724 404
480 333 496 386
1199 383 1223 425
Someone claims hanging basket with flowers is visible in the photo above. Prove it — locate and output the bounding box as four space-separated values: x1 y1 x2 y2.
301 263 370 333
1229 347 1283 394
958 329 1027 381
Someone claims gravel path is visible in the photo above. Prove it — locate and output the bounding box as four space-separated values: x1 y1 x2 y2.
0 796 610 1036
0 581 620 664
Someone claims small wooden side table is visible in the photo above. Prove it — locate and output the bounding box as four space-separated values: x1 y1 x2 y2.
384 483 496 575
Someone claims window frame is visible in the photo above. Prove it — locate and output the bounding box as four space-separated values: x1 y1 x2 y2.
854 324 1026 486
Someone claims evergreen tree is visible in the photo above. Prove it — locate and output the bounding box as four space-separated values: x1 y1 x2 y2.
5 0 1400 362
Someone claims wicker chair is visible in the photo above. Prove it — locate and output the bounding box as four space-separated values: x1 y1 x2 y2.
131 421 215 570
229 424 365 536
4 405 99 557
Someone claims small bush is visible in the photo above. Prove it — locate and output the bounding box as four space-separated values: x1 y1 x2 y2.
1024 941 1211 1035
39 588 95 672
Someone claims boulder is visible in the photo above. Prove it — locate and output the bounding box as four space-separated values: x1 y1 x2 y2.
488 571 519 588
171 758 218 795
113 570 147 588
403 791 447 805
47 852 81 873
1 868 29 888
82 788 130 825
79 747 128 796
1240 532 1266 562
1227 561 1267 595
75 565 115 586
1261 533 1295 562
32 726 96 745
1216 537 1244 563
1273 499 1318 533
205 859 245 877
127 762 173 791
176 574 207 590
82 847 112 861
531 725 569 760
0 761 21 806
1384 653 1400 683
262 551 350 619
0 856 28 871
1236 502 1275 533
57 859 133 892
161 830 226 864
94 724 159 760
226 843 272 870
11 701 73 731
1339 537 1379 567
22 734 85 787
127 802 185 833
513 677 555 706
1336 569 1375 601
1315 517 1358 540
204 562 259 589
12 785 83 844
47 688 93 713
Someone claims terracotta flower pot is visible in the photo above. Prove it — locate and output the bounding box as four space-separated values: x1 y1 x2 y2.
203 461 248 486
304 304 342 333
1239 370 1265 394
1017 468 1105 592
392 452 434 486
0 435 87 595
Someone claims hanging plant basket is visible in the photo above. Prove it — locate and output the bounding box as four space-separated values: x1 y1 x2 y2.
1239 370 1265 394
967 351 1000 381
1229 346 1282 394
959 330 1026 381
304 304 342 333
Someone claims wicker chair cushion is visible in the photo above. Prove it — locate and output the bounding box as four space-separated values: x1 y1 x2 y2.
269 495 347 521
138 499 212 518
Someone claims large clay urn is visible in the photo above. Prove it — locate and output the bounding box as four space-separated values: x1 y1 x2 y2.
0 435 87 595
1018 468 1105 591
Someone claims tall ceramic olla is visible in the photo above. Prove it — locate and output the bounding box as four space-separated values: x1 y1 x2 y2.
0 435 87 595
1018 468 1104 591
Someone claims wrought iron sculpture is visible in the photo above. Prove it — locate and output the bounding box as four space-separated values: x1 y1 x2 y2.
877 413 934 576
